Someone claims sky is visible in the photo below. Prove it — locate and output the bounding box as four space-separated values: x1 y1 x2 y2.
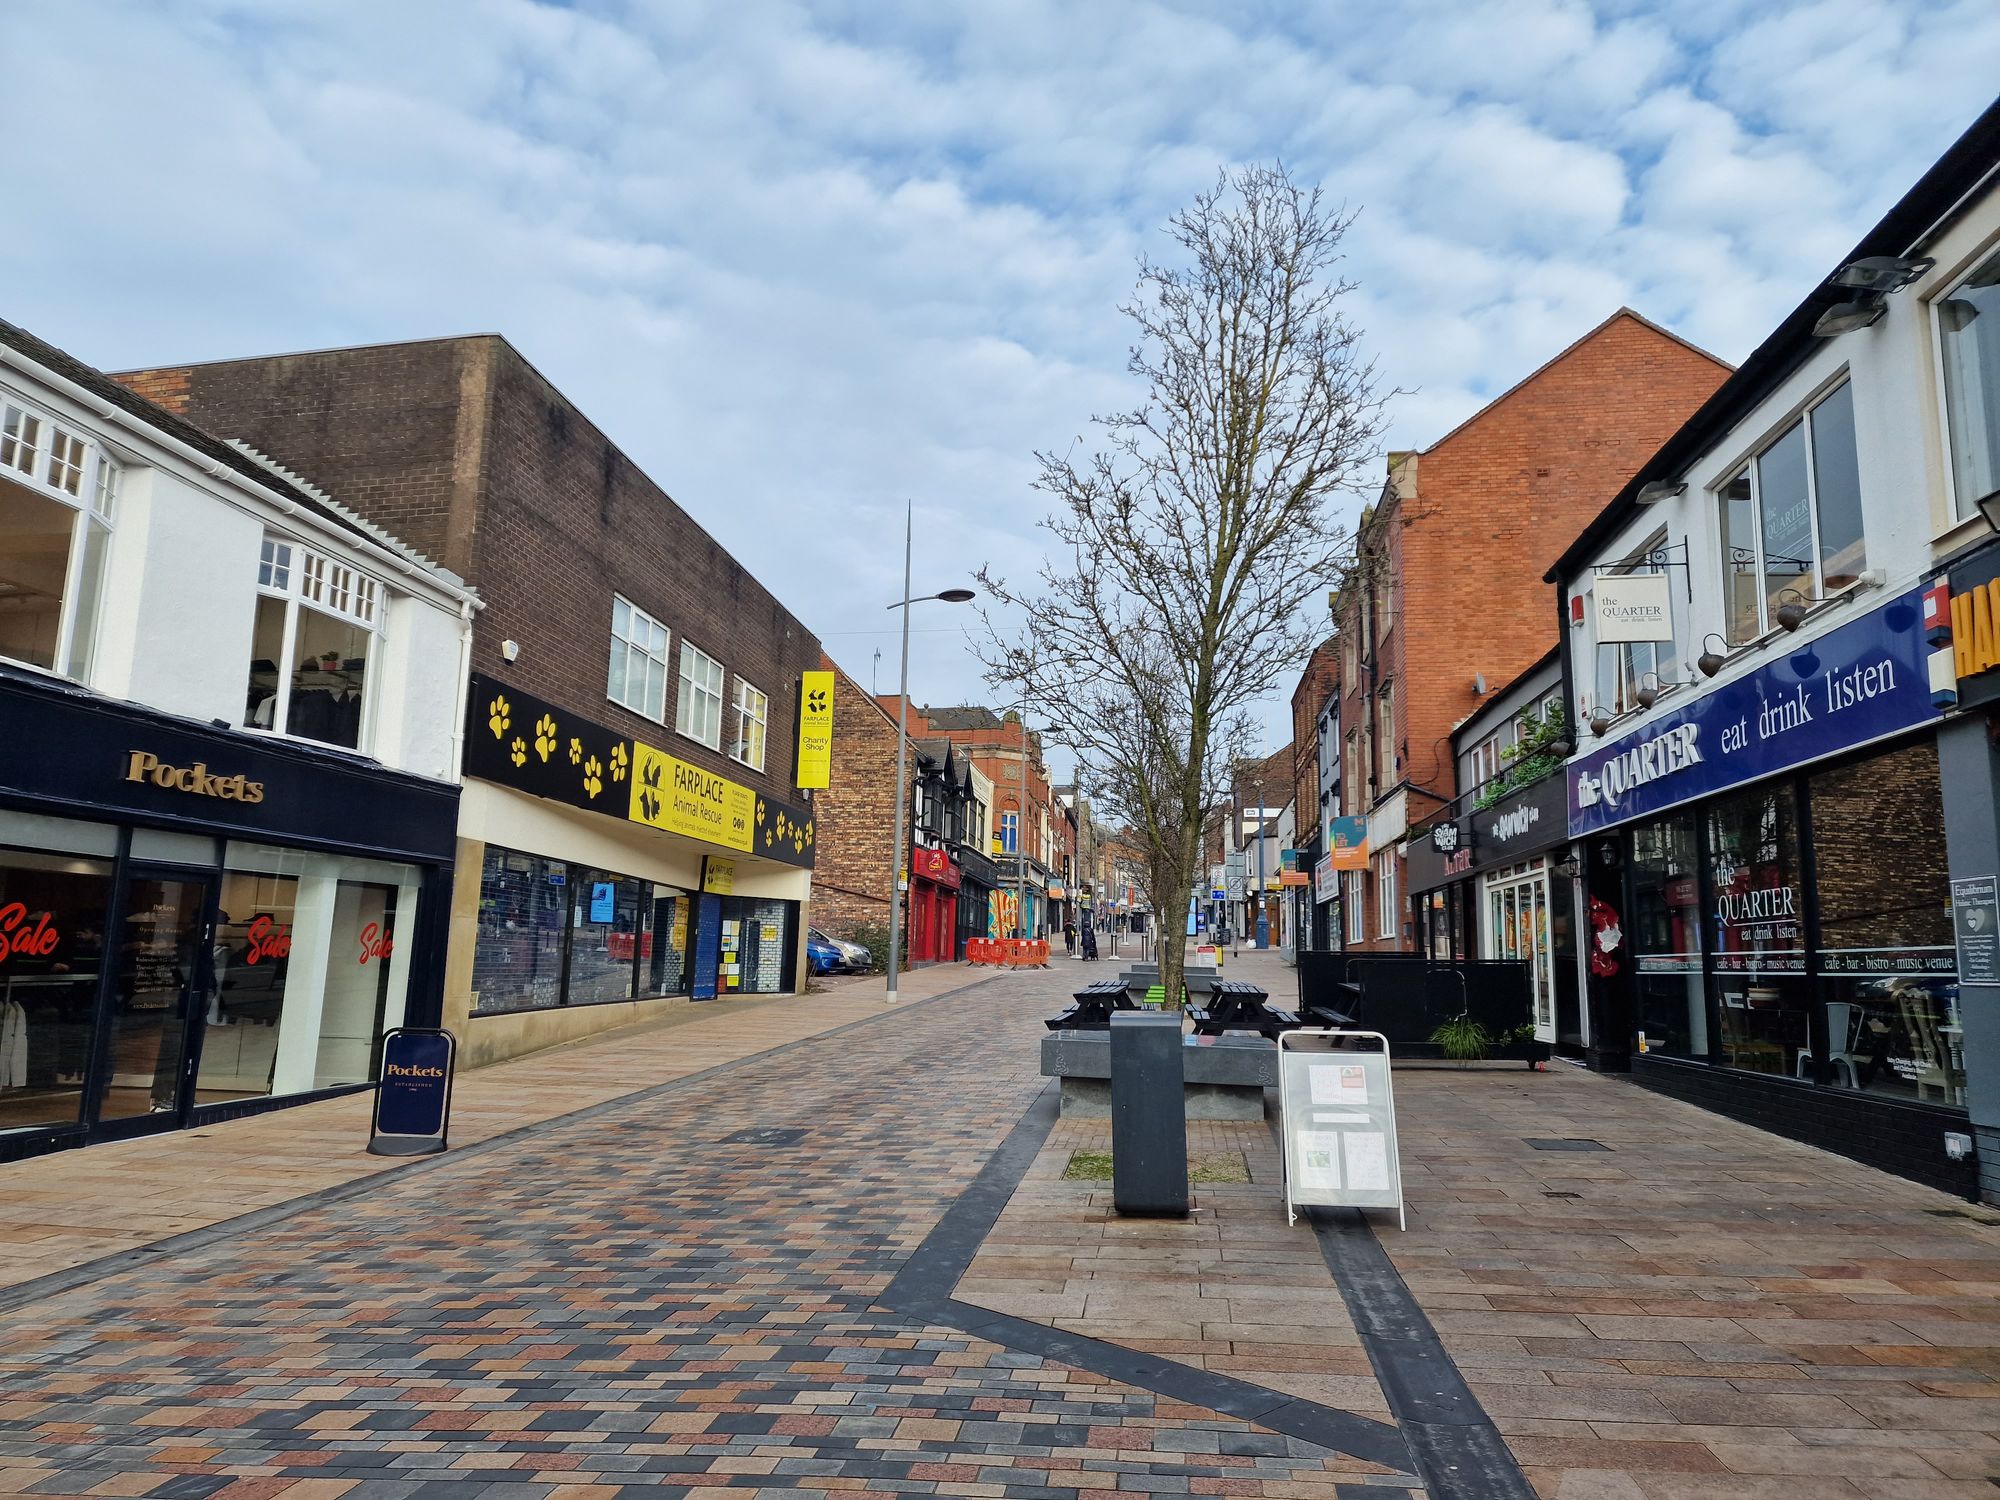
4 1 1997 765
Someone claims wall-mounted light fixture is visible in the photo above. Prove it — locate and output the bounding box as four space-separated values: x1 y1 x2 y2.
1634 672 1663 709
1977 487 2000 534
1830 255 1934 293
1635 479 1685 506
1697 633 1730 678
1813 296 1887 337
1552 853 1583 881
1588 706 1614 736
1774 588 1810 632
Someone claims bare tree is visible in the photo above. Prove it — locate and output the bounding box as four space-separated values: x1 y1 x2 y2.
980 163 1388 1004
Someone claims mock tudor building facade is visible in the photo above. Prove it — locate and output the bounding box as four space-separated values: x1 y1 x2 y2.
117 336 824 1065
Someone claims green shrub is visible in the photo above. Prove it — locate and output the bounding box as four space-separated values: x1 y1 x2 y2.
1430 1014 1491 1062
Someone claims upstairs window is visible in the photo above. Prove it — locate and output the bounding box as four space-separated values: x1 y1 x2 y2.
1000 810 1019 854
730 679 768 771
1718 380 1865 644
1601 532 1680 713
244 536 380 751
608 595 669 722
675 641 724 749
0 394 115 680
1469 735 1501 789
1376 684 1396 779
1940 248 2000 519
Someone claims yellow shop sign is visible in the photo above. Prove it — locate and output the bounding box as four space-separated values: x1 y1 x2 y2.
628 742 756 852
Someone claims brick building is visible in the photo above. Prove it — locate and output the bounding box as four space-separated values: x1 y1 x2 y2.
1288 636 1342 947
115 336 825 1063
808 654 900 942
889 704 1060 939
1334 308 1729 951
1228 742 1294 945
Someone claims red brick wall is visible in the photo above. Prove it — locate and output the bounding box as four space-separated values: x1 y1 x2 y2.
1289 639 1340 837
1335 310 1729 952
811 655 902 938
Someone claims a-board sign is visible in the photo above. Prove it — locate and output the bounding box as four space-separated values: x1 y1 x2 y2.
367 1028 457 1157
1278 1029 1404 1230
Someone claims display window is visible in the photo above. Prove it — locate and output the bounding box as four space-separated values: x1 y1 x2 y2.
1810 742 1963 1106
0 848 113 1132
471 843 743 1014
1483 861 1556 1037
1705 782 1809 1075
715 897 795 995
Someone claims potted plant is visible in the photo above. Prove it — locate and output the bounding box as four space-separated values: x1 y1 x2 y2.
1430 1013 1491 1063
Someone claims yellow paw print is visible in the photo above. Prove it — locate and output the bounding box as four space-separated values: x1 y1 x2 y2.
488 695 511 739
582 755 604 799
534 714 558 762
509 736 527 768
775 812 789 839
568 737 583 765
756 797 767 824
609 743 629 782
804 821 814 846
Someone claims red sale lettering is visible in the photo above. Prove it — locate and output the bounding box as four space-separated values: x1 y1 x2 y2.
245 914 292 965
359 922 394 965
0 903 60 965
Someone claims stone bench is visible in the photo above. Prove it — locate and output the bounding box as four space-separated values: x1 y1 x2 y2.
1040 1028 1276 1120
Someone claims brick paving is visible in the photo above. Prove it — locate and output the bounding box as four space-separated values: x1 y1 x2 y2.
0 963 1398 1498
1389 1059 2000 1497
0 965 982 1290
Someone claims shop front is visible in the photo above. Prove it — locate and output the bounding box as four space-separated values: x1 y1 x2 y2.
955 846 999 960
907 845 959 964
1407 769 1578 1049
0 669 457 1161
450 676 815 1067
1567 589 1970 1193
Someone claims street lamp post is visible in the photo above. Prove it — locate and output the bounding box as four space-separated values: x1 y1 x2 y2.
884 501 974 1005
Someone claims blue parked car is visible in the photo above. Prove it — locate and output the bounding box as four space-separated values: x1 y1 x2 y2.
806 928 845 976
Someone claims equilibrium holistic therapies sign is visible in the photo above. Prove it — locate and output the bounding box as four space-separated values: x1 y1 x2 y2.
1568 589 1936 837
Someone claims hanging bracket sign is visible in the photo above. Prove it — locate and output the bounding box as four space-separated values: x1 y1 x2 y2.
367 1028 457 1156
1278 1029 1404 1231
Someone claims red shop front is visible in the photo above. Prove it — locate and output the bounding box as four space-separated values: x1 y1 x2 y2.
907 846 961 963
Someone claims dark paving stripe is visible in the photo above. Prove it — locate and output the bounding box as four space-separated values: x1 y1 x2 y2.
0 975 999 1319
879 1086 1419 1477
1307 1207 1536 1500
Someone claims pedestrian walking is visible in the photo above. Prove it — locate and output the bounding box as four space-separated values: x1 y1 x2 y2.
1063 920 1077 958
1080 922 1099 961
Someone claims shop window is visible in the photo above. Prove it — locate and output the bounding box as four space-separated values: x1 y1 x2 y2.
676 641 724 749
1706 781 1808 1075
1631 811 1705 1059
0 401 113 678
647 886 694 997
567 870 648 1006
471 848 569 1014
1811 742 1964 1107
1716 380 1865 644
608 595 670 722
243 535 379 752
1484 860 1554 1035
0 847 113 1134
722 898 793 995
731 679 768 772
1939 247 2000 519
205 845 417 1102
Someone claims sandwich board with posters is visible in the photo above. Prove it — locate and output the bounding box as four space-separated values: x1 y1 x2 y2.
1278 1029 1404 1230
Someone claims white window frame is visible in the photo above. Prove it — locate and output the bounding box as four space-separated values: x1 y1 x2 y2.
1345 868 1365 943
1375 849 1397 939
0 389 119 681
246 533 383 750
1470 734 1500 790
1935 241 2000 523
1604 530 1677 714
675 641 725 750
730 678 768 771
607 594 670 722
1377 684 1395 779
1000 809 1019 855
1714 376 1858 643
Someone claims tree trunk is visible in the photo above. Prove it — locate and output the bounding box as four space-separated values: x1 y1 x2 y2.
1155 876 1189 1009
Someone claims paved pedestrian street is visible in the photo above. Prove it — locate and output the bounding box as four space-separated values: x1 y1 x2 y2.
0 956 1996 1498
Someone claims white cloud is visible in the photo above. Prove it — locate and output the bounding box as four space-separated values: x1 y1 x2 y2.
2 0 1995 759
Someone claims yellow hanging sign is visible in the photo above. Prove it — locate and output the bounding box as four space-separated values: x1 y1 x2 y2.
797 670 835 789
702 856 737 895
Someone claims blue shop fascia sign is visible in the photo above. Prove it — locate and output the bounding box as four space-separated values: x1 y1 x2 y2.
1568 587 1937 837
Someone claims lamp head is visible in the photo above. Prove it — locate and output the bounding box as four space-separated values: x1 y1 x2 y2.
1812 296 1887 337
935 588 976 604
1775 589 1809 632
1697 633 1729 678
1829 255 1933 293
1634 480 1685 506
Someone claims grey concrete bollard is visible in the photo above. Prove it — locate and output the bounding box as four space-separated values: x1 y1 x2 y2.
1109 1010 1189 1217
